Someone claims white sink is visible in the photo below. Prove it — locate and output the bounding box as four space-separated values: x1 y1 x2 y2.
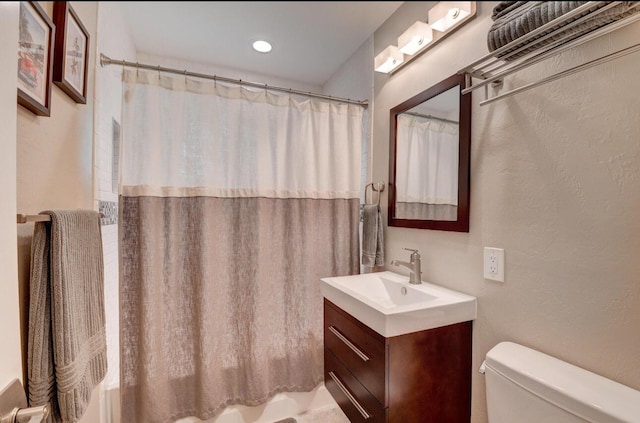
320 271 477 337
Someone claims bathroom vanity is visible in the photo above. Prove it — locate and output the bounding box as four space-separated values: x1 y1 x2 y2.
320 272 476 422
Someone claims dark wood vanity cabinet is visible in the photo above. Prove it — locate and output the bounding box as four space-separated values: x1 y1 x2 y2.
323 299 472 423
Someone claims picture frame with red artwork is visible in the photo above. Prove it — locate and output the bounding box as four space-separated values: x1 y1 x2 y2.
17 1 55 116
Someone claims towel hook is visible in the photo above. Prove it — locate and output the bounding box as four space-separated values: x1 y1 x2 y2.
365 181 385 206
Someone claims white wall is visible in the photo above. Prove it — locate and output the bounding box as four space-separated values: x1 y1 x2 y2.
373 2 640 422
0 1 22 390
322 37 374 104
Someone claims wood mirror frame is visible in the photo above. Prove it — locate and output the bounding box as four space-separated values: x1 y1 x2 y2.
388 73 471 231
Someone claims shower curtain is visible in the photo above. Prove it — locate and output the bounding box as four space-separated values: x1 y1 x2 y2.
395 114 459 220
119 70 363 422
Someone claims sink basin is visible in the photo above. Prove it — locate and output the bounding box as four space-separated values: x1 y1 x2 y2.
320 271 477 337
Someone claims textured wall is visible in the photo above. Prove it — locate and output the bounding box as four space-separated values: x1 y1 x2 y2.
373 2 640 422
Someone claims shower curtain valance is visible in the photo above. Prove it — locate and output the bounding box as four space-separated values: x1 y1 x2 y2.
121 69 363 200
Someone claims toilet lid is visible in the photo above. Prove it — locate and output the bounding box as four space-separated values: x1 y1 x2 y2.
485 342 640 423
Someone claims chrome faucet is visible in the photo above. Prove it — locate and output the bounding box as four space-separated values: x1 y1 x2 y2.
390 248 422 284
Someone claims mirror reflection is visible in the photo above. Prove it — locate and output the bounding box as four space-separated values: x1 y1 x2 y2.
388 73 470 232
395 85 460 221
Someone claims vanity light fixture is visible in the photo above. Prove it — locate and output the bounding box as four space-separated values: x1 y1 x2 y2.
398 21 433 55
428 1 473 32
252 40 272 53
374 45 405 74
375 2 476 75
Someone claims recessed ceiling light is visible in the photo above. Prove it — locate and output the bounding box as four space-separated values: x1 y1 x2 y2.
252 40 272 53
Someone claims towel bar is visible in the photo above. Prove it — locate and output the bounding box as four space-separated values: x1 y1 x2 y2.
459 1 640 104
364 181 385 206
17 213 105 224
0 379 49 423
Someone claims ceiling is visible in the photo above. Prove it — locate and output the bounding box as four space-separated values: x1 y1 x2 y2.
120 1 403 86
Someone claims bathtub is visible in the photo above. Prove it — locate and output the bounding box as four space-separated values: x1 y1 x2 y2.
102 383 338 423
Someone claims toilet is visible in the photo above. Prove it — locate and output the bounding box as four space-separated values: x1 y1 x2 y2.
482 342 640 423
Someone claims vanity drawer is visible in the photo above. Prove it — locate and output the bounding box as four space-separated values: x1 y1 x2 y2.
324 349 387 423
324 300 386 405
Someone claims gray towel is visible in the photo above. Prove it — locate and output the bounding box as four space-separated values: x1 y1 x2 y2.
27 210 107 423
361 204 384 267
487 1 640 60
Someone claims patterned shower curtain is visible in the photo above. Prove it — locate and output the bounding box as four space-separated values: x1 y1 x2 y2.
119 70 363 422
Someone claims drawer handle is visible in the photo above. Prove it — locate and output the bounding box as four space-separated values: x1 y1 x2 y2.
328 326 370 362
328 371 372 420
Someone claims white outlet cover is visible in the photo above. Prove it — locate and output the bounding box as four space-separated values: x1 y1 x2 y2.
484 247 505 282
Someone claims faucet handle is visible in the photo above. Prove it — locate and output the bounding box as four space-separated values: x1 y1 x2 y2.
403 248 420 261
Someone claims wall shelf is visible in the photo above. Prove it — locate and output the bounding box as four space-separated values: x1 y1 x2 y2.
458 1 640 105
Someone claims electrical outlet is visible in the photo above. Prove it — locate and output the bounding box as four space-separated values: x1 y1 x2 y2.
484 247 505 282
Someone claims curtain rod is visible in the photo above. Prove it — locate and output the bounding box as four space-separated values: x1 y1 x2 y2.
402 111 458 125
99 54 368 107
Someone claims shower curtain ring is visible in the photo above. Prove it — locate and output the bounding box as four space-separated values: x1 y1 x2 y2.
136 62 139 77
184 69 188 83
157 65 161 79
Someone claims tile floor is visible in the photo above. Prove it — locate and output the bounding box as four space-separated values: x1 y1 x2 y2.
295 404 349 423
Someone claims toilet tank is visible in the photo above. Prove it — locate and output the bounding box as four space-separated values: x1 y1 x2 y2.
484 342 640 423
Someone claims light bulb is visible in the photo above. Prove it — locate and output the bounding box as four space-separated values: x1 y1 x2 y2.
252 40 272 53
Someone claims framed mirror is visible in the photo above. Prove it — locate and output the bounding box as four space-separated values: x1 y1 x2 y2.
388 73 471 231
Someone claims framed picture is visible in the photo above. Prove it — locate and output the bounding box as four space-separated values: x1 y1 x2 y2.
53 2 89 104
17 1 55 116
